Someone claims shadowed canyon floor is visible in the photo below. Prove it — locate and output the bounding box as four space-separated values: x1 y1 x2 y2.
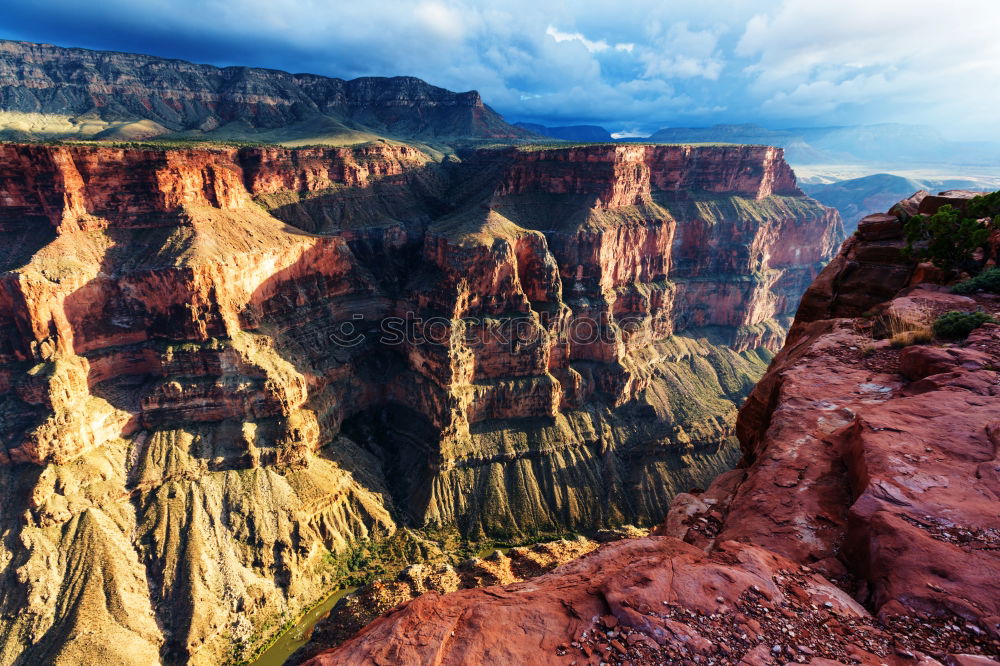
305 192 1000 665
0 141 840 664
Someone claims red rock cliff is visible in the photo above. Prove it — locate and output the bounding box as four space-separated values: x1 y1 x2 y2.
0 141 839 664
308 192 1000 665
495 144 801 204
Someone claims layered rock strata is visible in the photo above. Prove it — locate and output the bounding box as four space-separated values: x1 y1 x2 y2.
0 39 531 141
0 142 838 663
311 193 1000 665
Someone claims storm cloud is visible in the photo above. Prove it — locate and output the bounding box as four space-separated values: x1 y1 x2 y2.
2 0 998 138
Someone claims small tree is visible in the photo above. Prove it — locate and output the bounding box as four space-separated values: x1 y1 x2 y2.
965 190 1000 221
903 203 997 273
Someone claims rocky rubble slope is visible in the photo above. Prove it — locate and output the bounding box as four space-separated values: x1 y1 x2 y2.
291 534 607 663
0 141 838 664
307 191 1000 665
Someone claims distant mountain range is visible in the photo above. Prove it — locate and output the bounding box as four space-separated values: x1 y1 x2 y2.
513 123 612 141
801 172 991 231
510 121 1000 168
0 40 532 144
647 123 1000 167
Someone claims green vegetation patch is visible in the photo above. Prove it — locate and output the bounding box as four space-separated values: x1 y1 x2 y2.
904 190 1000 273
952 267 1000 294
656 193 824 227
932 310 997 339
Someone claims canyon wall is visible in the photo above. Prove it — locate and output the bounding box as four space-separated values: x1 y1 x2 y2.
0 142 840 663
311 193 1000 665
0 40 532 141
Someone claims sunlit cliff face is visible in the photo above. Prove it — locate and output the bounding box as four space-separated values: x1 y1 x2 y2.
0 140 840 663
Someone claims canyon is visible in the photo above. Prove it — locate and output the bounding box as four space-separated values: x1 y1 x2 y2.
306 192 1000 665
0 140 841 664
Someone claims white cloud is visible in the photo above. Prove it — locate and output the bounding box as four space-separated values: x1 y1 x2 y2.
640 22 723 80
6 0 1000 137
611 129 650 138
414 2 466 41
545 26 633 54
733 0 1000 133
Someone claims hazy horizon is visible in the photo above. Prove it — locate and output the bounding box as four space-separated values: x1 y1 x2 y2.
3 0 999 142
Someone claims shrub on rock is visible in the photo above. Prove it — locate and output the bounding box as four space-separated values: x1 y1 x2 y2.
932 310 997 339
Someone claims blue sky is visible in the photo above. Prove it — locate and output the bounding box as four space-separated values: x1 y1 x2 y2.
3 0 998 139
